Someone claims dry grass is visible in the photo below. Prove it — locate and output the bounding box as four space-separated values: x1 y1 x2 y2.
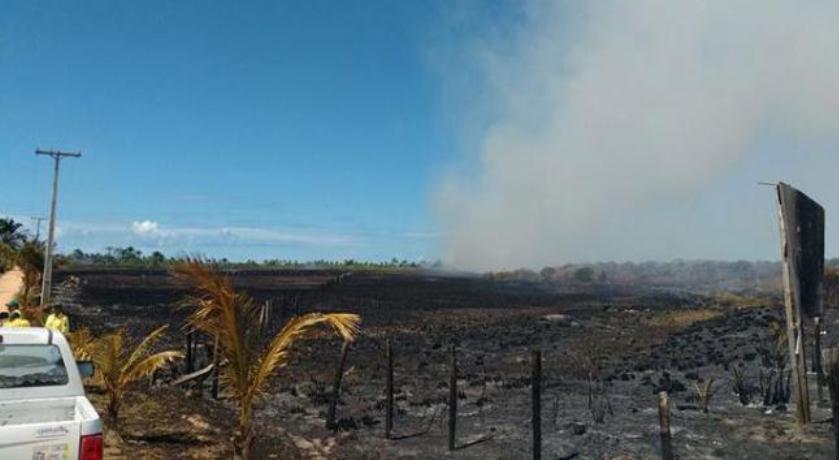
710 291 768 309
646 308 721 329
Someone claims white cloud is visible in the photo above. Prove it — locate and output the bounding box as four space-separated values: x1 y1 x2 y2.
131 220 161 236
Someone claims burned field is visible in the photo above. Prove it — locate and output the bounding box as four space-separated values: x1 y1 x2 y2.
55 268 836 459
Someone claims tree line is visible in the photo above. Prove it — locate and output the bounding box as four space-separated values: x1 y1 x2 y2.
61 247 438 271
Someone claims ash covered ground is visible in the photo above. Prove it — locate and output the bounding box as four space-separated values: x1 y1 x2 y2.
54 268 836 459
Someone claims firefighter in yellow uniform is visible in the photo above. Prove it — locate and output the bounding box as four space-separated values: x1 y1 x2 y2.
7 310 31 328
0 299 13 327
45 304 70 334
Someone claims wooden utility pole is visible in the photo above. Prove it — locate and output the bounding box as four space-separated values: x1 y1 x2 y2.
36 149 81 305
777 186 812 424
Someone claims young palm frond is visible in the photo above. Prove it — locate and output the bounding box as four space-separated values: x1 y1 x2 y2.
248 312 360 402
692 378 716 413
68 327 97 361
90 325 183 419
173 259 360 460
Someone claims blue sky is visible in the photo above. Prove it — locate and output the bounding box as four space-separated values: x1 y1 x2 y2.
2 1 838 268
0 1 466 261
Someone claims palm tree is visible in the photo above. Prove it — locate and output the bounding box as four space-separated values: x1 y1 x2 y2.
173 259 360 459
0 218 26 249
90 325 183 419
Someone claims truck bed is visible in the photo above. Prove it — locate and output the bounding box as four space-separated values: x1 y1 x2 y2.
0 396 99 459
0 397 80 426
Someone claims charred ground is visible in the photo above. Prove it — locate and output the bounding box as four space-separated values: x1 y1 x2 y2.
54 268 836 459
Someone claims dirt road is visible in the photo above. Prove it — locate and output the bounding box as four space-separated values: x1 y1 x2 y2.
0 267 23 312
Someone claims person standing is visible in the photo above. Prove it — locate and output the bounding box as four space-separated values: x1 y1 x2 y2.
7 310 31 328
45 303 70 334
0 299 13 327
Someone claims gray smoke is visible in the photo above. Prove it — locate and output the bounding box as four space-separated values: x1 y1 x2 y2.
436 0 839 271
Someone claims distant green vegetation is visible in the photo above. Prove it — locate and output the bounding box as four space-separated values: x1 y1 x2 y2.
0 217 27 272
59 246 439 271
0 217 46 306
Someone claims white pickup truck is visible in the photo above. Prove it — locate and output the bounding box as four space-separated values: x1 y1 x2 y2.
0 328 103 460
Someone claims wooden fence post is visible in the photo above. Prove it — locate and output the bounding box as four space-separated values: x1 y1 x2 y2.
658 391 673 460
185 331 194 375
327 340 351 430
386 339 394 439
211 336 219 400
259 301 268 335
823 347 839 459
448 342 457 451
815 317 823 373
532 350 542 460
777 187 811 424
816 317 824 401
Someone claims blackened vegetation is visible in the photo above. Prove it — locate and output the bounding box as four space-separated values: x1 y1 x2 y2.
55 268 838 458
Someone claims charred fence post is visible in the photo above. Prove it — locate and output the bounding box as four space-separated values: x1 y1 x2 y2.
185 331 194 375
259 301 268 336
532 350 542 460
448 342 457 451
211 336 219 400
775 182 825 425
658 391 673 460
816 317 825 401
815 317 824 373
277 295 287 327
823 347 839 459
386 339 394 439
327 340 351 430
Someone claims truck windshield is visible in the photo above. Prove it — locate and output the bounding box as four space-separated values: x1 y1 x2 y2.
0 344 69 388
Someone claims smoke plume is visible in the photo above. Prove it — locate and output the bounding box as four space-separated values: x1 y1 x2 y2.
436 0 839 270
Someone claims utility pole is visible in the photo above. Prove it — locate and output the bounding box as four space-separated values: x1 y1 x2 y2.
30 216 47 241
36 149 81 305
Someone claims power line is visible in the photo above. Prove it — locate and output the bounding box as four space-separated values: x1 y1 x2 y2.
36 148 81 305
